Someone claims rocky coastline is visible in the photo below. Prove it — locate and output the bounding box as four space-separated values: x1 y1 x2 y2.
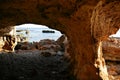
0 34 71 80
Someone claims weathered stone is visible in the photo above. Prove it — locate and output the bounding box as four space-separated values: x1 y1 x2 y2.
15 39 61 53
56 34 67 52
56 34 70 60
103 38 120 61
1 0 120 80
0 37 5 51
0 27 17 52
91 1 120 79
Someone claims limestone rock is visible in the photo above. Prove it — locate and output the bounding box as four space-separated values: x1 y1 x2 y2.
103 38 120 61
1 0 120 80
0 27 17 52
56 34 70 59
15 39 61 52
56 34 67 51
0 35 17 52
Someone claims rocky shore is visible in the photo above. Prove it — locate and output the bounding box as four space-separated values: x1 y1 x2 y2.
1 34 120 80
103 37 120 79
0 35 71 80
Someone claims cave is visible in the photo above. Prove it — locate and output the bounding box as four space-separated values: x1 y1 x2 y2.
0 0 120 80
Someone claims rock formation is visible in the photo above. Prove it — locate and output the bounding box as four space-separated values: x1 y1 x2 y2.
56 34 70 59
103 37 120 61
102 37 120 79
16 29 29 42
0 27 17 52
0 0 120 80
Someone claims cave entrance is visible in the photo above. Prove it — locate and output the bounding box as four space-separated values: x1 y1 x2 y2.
15 24 67 55
0 24 70 80
102 29 120 79
15 24 62 42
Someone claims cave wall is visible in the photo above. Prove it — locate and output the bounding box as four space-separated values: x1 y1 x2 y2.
91 0 120 79
91 0 120 41
0 27 17 52
0 0 120 80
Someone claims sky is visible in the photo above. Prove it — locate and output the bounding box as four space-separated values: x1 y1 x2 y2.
110 29 120 37
16 24 48 28
15 24 62 42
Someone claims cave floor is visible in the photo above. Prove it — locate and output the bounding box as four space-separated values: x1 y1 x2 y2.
0 50 70 80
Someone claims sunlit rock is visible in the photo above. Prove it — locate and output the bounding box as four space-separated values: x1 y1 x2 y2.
1 0 120 80
0 27 17 52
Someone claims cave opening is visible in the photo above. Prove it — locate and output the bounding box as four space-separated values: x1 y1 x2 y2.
15 24 62 42
102 29 120 79
0 24 71 80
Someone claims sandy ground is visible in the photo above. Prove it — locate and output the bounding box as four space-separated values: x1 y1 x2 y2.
0 50 70 80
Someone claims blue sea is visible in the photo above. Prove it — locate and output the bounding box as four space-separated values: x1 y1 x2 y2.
16 26 62 42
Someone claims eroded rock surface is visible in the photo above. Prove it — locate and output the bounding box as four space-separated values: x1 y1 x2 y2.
0 27 17 52
103 37 120 61
102 37 120 79
0 0 120 80
15 39 62 56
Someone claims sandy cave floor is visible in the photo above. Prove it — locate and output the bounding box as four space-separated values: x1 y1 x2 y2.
0 50 70 80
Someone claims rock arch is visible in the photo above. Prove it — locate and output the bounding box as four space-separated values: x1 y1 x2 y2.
0 0 120 80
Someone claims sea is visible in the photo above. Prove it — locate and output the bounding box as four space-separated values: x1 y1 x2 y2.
16 26 62 42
